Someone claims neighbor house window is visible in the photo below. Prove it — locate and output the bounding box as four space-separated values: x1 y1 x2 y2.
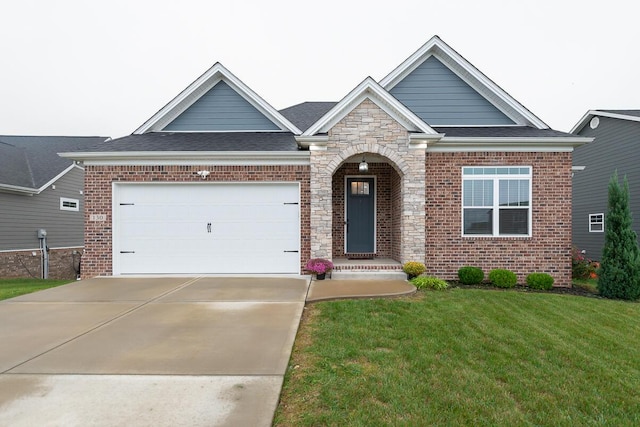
462 167 532 236
60 197 79 212
589 213 604 232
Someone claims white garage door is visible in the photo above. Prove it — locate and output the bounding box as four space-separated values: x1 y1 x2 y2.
113 183 300 274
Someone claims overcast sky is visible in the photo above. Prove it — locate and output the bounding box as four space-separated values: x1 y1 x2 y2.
1 0 638 139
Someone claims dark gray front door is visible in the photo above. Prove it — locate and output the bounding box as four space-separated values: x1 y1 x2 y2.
346 177 375 253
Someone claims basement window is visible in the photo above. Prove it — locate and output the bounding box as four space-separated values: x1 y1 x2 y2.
60 197 79 212
589 213 604 232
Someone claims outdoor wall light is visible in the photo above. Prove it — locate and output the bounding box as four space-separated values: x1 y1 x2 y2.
196 170 210 179
359 156 368 172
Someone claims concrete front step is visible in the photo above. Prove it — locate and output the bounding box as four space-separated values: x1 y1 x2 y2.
330 270 407 280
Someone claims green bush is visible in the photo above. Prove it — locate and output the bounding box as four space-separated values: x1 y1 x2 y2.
526 273 554 290
410 276 449 290
403 261 426 279
457 266 484 285
489 269 517 288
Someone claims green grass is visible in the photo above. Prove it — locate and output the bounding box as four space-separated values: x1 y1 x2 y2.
275 289 640 426
573 278 599 294
0 278 71 301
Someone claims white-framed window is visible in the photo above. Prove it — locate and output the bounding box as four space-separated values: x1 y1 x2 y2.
589 213 604 232
462 166 532 237
60 197 79 212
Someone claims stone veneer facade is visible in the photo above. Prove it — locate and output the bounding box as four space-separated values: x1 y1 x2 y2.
311 99 426 263
425 151 573 286
82 165 310 278
0 247 82 280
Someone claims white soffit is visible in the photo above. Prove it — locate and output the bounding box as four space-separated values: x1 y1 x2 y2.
380 36 549 129
302 77 442 137
134 63 301 134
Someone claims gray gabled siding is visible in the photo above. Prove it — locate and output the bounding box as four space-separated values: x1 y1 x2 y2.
0 167 85 251
163 81 280 131
390 57 515 126
573 116 640 260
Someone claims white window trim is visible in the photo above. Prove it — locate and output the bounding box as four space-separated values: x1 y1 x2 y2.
461 166 532 237
589 213 605 233
60 197 80 212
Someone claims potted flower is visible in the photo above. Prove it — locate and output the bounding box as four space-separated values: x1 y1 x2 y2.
305 258 334 280
402 261 426 280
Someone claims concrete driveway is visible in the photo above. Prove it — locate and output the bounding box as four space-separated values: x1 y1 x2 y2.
0 276 309 426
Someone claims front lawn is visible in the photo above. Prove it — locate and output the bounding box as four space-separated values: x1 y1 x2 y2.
275 289 640 426
0 278 71 301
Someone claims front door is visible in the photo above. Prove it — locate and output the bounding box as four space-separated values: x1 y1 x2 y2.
346 177 375 253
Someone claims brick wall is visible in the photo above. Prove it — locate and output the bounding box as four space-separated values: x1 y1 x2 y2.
0 247 82 280
83 165 310 278
331 163 397 258
425 151 573 286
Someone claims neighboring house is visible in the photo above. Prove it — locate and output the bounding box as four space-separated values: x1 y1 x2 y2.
61 36 590 286
571 110 640 260
0 135 109 279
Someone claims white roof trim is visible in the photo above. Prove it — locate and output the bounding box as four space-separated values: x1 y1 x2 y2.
427 136 592 153
570 110 640 134
380 36 549 129
302 77 439 136
59 151 310 166
134 63 302 135
0 163 82 195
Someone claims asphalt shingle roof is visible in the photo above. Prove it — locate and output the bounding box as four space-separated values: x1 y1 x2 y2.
0 136 109 189
76 132 299 152
279 102 337 132
432 127 576 138
279 102 572 138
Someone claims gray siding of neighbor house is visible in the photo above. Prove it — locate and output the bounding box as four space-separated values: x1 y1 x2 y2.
573 116 640 260
163 81 280 131
0 167 85 251
389 56 515 126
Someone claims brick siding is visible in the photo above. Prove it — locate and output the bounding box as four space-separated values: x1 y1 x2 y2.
331 163 399 258
425 151 573 286
83 165 310 278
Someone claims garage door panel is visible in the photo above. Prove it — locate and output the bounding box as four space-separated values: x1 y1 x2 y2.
114 183 300 274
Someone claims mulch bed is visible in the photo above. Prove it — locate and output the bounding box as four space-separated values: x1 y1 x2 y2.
449 282 602 298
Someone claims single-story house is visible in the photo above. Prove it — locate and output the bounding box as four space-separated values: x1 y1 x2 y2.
571 110 640 260
61 36 591 286
0 135 109 279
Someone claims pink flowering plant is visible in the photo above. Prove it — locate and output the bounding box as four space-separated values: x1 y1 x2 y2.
305 258 334 275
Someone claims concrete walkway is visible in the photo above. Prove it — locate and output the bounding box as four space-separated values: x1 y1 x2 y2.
0 276 309 427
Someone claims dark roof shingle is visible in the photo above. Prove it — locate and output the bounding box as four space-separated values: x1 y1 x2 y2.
433 126 575 138
279 102 337 132
0 136 109 189
75 132 299 152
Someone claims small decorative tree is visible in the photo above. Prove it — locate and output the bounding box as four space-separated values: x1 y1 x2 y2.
598 172 640 300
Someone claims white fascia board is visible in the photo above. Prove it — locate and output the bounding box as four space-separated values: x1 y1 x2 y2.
134 63 301 135
35 163 82 193
380 36 549 129
62 151 310 166
295 135 329 150
570 110 640 134
0 163 81 195
427 136 593 153
303 77 437 136
0 184 38 195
